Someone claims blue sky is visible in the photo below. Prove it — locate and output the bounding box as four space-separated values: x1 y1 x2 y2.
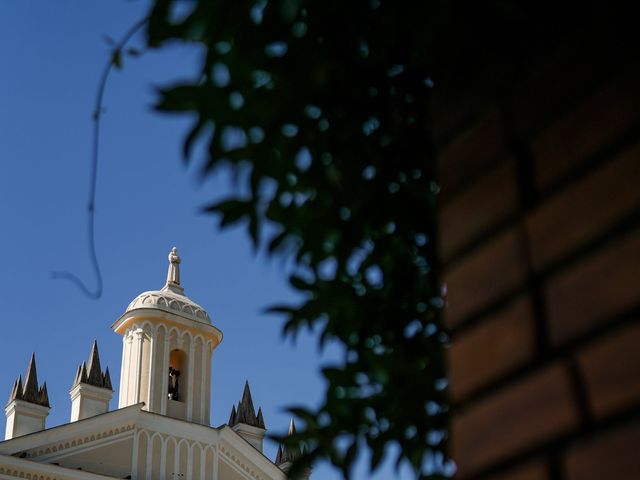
0 2 413 478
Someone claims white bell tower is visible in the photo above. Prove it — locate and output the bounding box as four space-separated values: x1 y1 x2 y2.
112 247 223 424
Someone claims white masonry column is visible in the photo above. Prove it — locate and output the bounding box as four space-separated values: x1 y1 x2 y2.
131 430 140 480
118 334 128 408
159 436 167 479
161 335 170 415
147 331 156 411
134 328 145 404
122 330 134 407
187 443 194 479
199 340 207 423
187 339 195 421
145 432 153 480
199 448 206 480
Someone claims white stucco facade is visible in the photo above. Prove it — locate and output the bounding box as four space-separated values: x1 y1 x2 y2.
0 248 303 480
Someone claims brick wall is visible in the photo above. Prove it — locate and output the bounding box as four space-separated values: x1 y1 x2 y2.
438 34 640 480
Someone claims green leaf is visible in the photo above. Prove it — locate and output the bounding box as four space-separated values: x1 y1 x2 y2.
203 198 251 227
111 50 122 70
141 0 452 476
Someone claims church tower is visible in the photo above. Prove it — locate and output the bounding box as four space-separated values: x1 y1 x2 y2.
111 247 222 424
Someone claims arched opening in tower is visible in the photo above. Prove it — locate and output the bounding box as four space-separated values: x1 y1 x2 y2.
168 349 186 402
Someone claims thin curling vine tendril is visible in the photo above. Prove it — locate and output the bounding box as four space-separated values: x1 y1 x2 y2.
52 16 148 299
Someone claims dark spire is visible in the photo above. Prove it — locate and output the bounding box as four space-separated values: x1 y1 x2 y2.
8 355 49 407
8 375 23 402
276 418 301 466
22 353 39 403
86 340 102 385
73 341 112 390
228 381 266 429
78 362 88 384
39 383 50 408
229 405 237 426
237 381 257 425
257 407 266 429
73 364 82 386
103 367 113 390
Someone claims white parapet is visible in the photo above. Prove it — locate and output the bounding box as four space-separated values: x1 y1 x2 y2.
5 399 50 440
70 382 112 422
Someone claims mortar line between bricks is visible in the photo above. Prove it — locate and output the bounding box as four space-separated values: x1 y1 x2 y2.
451 313 640 410
548 452 564 480
502 97 551 361
567 357 594 426
460 404 640 480
448 210 640 336
441 120 640 267
537 117 640 199
435 58 635 197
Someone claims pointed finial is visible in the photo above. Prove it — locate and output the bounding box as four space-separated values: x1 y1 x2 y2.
230 380 266 428
242 380 253 405
276 418 301 467
10 355 49 407
103 367 113 391
23 353 39 403
87 340 103 385
73 365 82 385
39 382 50 408
163 247 184 294
236 380 257 425
9 376 23 402
229 404 237 426
73 341 112 389
257 407 266 429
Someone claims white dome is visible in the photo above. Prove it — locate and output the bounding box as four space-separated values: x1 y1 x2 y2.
124 247 211 324
126 288 211 324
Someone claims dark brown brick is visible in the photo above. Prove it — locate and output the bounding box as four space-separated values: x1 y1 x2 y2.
509 43 635 139
546 229 640 344
482 460 549 480
565 420 640 480
440 160 519 262
445 228 528 328
527 145 640 271
438 109 507 198
577 320 640 419
533 70 640 189
452 364 579 477
449 296 535 402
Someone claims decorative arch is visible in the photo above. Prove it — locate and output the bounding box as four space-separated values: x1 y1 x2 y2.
136 430 150 479
204 445 215 480
165 436 178 477
181 329 193 344
168 327 180 346
142 321 154 335
150 432 163 479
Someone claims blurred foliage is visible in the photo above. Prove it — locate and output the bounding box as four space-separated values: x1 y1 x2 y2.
144 0 446 478
138 0 625 478
131 0 640 478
